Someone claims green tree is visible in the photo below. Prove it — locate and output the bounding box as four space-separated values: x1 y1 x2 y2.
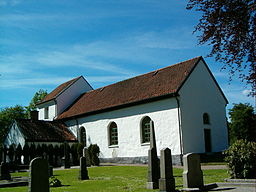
0 105 27 143
26 89 47 116
229 103 255 144
187 0 255 95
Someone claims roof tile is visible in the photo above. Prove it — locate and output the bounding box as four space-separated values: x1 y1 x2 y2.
57 57 201 119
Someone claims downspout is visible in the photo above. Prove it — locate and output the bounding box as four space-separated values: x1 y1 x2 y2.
175 95 184 165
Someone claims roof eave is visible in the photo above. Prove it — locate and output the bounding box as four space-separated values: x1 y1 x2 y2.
58 92 179 120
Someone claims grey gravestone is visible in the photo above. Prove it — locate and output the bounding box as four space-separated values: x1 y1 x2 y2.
29 157 49 192
83 147 91 166
79 156 89 180
159 148 175 192
64 142 70 169
0 162 11 180
147 120 160 189
183 153 203 189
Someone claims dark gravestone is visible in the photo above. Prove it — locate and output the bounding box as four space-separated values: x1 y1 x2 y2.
0 162 11 180
183 153 203 189
147 120 160 189
159 148 175 192
79 156 89 180
83 147 91 166
64 142 70 169
29 157 49 192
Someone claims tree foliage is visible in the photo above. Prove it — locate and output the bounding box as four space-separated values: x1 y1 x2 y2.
0 105 27 143
228 103 255 144
187 0 256 95
26 89 47 116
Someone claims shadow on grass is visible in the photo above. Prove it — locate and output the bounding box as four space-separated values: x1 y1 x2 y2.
209 187 236 191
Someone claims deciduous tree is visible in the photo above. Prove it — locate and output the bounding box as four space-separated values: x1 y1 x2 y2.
228 103 255 143
187 0 256 95
26 89 47 116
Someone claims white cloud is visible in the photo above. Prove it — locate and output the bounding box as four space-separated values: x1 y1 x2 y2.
0 77 74 89
242 89 251 96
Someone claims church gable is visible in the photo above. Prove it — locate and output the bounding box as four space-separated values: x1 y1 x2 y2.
37 76 93 120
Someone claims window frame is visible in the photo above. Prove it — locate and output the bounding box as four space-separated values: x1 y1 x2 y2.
203 113 210 125
44 107 49 119
108 122 118 147
141 116 152 144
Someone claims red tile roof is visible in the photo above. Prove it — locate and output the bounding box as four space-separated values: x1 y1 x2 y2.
57 57 202 120
15 119 76 142
39 76 81 104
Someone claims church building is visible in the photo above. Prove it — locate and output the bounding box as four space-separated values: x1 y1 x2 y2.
5 56 229 165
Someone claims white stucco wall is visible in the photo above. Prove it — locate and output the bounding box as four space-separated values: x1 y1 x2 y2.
56 77 93 115
4 122 26 148
38 100 56 120
65 98 181 159
179 60 228 154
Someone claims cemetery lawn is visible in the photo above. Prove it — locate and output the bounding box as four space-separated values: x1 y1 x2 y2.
2 166 228 192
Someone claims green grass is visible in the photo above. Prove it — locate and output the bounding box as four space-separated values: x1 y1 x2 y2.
0 166 228 192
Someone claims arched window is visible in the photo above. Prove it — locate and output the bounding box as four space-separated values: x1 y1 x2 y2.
109 122 118 146
141 116 152 143
79 127 86 146
203 113 210 124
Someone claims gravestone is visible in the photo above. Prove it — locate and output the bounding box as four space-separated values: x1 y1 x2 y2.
159 148 175 192
29 157 49 192
0 162 11 180
64 142 70 169
83 147 91 166
79 156 89 180
183 153 203 189
147 120 160 189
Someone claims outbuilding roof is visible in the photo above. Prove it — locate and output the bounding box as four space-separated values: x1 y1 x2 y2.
15 119 76 142
57 56 203 120
39 76 82 104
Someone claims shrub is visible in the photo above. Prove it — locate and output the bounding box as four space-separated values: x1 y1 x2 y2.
71 143 79 165
224 139 256 179
49 176 62 187
48 144 54 166
22 143 30 165
88 144 100 166
15 144 22 164
8 145 14 162
30 144 36 160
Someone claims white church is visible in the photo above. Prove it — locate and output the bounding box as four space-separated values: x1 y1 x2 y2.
5 56 229 165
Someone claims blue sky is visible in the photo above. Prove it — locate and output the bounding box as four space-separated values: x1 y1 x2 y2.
0 0 254 114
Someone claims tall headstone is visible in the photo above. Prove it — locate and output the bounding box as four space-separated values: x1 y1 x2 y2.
147 120 160 189
183 153 203 189
29 157 49 192
159 148 175 192
79 156 89 180
64 142 70 169
0 162 11 180
83 147 91 166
